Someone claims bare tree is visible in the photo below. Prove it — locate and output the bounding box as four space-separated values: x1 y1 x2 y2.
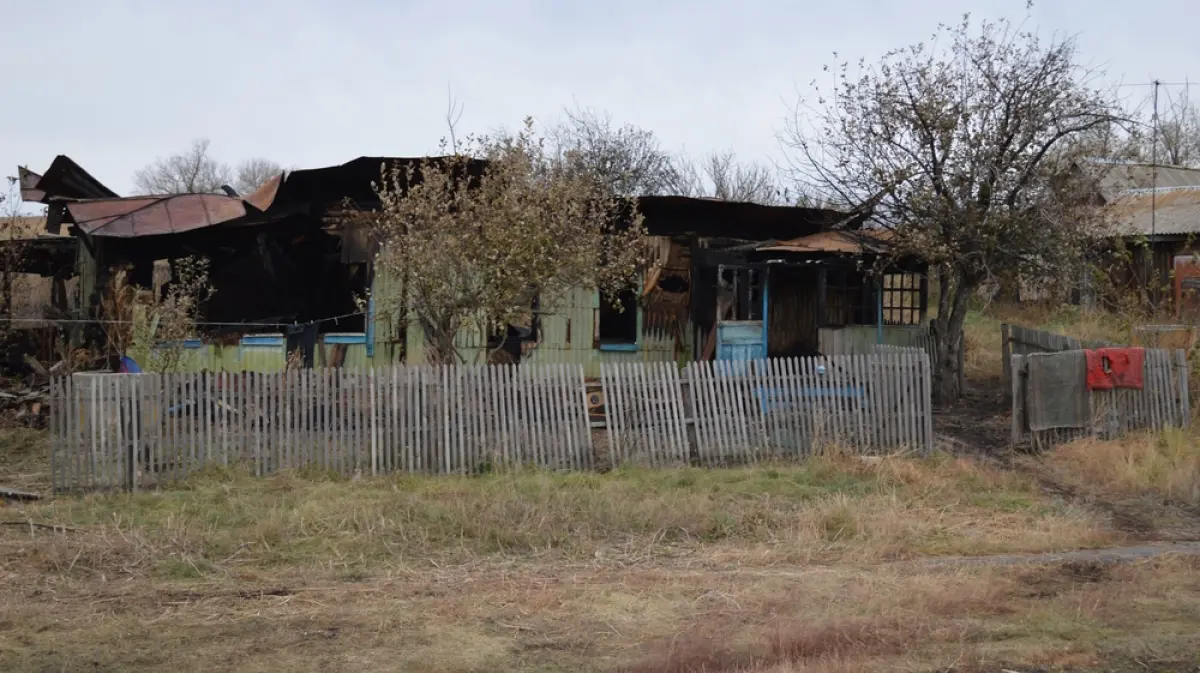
783 12 1122 403
132 139 232 195
233 158 283 196
0 180 34 321
549 106 680 197
673 150 783 204
369 118 647 364
1152 88 1200 167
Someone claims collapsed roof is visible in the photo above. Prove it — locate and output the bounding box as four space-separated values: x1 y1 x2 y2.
18 155 865 243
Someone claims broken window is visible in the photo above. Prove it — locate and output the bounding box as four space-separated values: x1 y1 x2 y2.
717 266 763 321
597 287 639 345
882 273 922 325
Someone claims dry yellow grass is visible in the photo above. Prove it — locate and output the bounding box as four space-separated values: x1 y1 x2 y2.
964 302 1137 381
2 547 1197 672
2 452 1117 580
1042 429 1200 507
5 430 1200 671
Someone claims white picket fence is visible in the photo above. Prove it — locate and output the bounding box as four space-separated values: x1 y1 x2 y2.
49 352 933 492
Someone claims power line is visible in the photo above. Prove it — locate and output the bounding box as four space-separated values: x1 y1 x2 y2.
1118 81 1196 88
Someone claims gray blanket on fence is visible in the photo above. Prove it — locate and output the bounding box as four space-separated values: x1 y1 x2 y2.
1026 351 1089 431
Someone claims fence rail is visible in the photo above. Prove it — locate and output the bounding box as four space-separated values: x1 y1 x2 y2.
1011 348 1190 449
1001 324 1115 388
50 353 934 492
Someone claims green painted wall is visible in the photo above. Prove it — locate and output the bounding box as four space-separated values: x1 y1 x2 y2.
137 271 686 376
402 285 689 378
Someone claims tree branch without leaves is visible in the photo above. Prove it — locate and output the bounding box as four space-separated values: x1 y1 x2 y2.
369 118 647 365
782 9 1124 402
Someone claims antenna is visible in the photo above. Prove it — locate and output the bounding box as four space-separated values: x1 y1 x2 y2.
1152 79 1159 240
1150 79 1160 304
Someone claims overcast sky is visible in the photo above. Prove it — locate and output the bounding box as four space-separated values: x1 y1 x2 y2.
2 0 1195 200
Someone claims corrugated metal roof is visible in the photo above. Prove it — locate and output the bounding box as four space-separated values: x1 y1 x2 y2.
67 194 247 238
1108 187 1200 237
1079 159 1200 202
18 155 118 203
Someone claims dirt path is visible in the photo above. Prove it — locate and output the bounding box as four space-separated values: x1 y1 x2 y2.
923 540 1200 568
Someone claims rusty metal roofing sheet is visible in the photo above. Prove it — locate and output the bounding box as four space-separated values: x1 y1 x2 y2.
1107 187 1200 237
19 155 118 203
243 173 283 212
67 194 247 238
17 166 45 202
757 229 891 254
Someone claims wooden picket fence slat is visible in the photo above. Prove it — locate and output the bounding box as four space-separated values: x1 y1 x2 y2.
49 354 935 492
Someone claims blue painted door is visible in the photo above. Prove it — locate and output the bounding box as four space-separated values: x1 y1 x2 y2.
717 321 765 361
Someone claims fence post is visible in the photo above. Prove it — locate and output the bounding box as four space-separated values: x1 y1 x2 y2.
1177 349 1191 429
1001 324 1012 389
1010 354 1025 446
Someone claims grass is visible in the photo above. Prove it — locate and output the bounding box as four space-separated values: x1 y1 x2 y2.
4 431 1200 670
963 301 1138 381
1042 428 1200 507
2 453 1115 579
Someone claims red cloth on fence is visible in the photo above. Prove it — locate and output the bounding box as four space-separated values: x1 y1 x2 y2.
1084 348 1145 390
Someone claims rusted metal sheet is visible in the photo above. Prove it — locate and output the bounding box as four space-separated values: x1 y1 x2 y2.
17 166 45 202
67 194 247 238
758 230 891 255
243 173 283 212
18 155 118 203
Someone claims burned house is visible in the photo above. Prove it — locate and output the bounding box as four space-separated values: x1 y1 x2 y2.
15 155 929 375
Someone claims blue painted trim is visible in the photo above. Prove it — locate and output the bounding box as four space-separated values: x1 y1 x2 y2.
241 334 285 348
598 342 640 352
365 295 376 357
761 266 770 356
152 338 204 350
324 332 367 345
754 385 867 413
876 275 884 345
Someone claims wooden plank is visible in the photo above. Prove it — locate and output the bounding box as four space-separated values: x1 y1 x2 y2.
484 365 496 470
48 377 58 493
471 365 485 471
388 365 397 472
1011 355 1024 446
554 365 572 469
710 360 732 463
1177 349 1191 429
706 360 727 463
668 363 689 466
58 376 67 493
872 354 888 449
551 365 570 470
696 362 718 465
637 362 658 466
500 364 516 469
599 365 619 465
906 351 920 451
659 362 678 465
110 376 123 491
779 357 799 457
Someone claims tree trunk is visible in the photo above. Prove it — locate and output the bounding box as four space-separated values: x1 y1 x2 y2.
421 314 460 365
931 270 973 406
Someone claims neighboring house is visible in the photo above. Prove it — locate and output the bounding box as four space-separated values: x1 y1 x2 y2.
16 155 929 375
1072 158 1200 304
